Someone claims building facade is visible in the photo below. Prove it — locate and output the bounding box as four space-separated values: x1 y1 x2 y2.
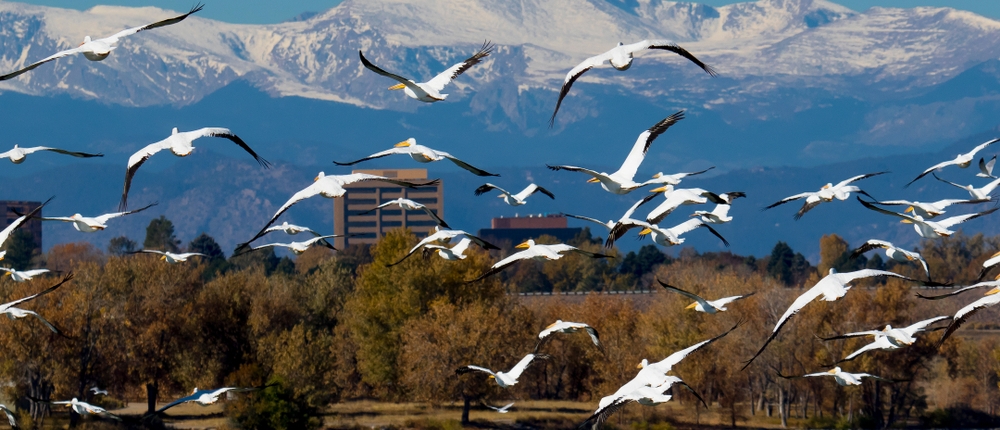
333 169 443 249
0 200 43 251
478 214 583 249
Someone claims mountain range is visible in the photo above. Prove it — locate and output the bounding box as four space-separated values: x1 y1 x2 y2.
0 0 999 260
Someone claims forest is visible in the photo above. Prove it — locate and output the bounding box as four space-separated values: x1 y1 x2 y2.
0 217 999 429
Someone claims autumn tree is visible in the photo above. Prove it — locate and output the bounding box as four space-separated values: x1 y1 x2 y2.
106 235 137 257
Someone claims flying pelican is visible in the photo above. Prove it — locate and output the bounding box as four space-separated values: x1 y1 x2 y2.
641 166 715 187
133 250 206 264
121 127 270 210
581 376 701 430
0 267 51 282
0 273 73 335
359 198 449 228
241 235 342 256
690 192 747 224
915 279 1000 301
645 186 732 224
906 138 1000 187
152 385 274 415
537 320 602 350
548 111 684 194
979 156 997 179
474 183 555 206
937 285 1000 346
743 268 939 370
421 237 474 261
820 316 950 363
932 173 1000 201
549 41 716 126
30 203 156 233
456 353 549 388
484 402 514 413
90 387 108 396
359 41 494 103
466 239 613 282
0 4 204 81
0 145 102 164
849 239 931 280
979 251 1000 281
867 197 990 219
777 367 892 386
0 404 15 427
334 138 497 177
857 197 998 238
49 398 120 421
390 227 498 266
563 194 659 231
605 218 729 250
0 197 50 258
656 279 754 313
261 222 324 237
240 172 440 250
763 172 886 220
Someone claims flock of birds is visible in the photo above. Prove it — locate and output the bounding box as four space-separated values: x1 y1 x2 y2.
0 3 999 428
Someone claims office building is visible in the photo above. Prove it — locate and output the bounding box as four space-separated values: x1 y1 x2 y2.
478 214 583 249
333 169 443 249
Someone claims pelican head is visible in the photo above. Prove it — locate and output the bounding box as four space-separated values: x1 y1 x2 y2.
388 83 406 90
192 387 199 394
80 36 91 46
171 127 179 135
637 358 649 369
828 268 837 275
314 171 326 182
394 138 415 148
516 239 535 249
72 214 83 219
882 325 892 332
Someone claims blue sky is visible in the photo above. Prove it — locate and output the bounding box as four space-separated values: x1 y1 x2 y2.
10 0 1000 24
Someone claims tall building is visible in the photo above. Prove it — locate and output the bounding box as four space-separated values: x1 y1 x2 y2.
333 169 443 249
0 200 43 250
478 214 583 249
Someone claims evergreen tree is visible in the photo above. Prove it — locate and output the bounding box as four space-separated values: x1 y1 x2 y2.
143 216 180 253
3 229 37 270
618 244 669 278
107 236 137 257
188 233 228 280
766 241 795 285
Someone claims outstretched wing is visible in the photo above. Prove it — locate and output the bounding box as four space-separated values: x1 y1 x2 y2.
121 140 171 210
474 183 509 197
1 273 73 309
849 239 891 260
425 41 494 92
0 46 86 81
625 40 718 76
763 192 814 210
33 147 104 158
359 50 423 94
443 154 498 177
833 171 888 188
657 279 711 310
333 147 410 166
655 321 741 372
612 111 685 182
466 250 532 283
187 128 270 168
506 353 548 380
935 207 999 229
549 51 612 127
744 287 826 370
96 202 157 224
106 3 204 42
455 365 496 378
0 197 51 247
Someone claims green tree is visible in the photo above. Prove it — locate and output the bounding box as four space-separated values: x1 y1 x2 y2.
106 236 137 257
144 216 180 253
766 241 796 285
2 229 37 270
188 233 228 280
619 244 669 278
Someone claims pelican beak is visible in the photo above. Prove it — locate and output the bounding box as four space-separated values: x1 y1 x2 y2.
586 178 600 183
822 184 831 189
905 206 913 213
314 175 319 181
650 186 669 193
388 83 406 90
515 241 532 249
3 272 10 277
394 140 411 147
545 321 559 329
991 250 1000 258
900 219 913 224
905 255 914 261
828 368 837 374
652 173 662 179
685 302 697 310
636 362 644 369
497 195 505 198
639 228 652 236
994 273 1000 281
160 255 166 261
986 287 1000 296
488 375 495 379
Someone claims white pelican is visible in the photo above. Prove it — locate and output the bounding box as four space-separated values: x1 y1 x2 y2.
605 218 728 250
466 239 612 282
242 235 341 256
90 386 108 396
537 320 601 350
421 237 474 262
857 197 998 238
820 315 950 363
0 4 204 81
359 198 449 228
849 239 931 280
656 279 754 313
979 156 997 179
0 197 50 256
563 194 658 231
549 41 716 126
743 268 939 370
548 111 684 194
0 404 15 427
484 402 514 413
932 173 1000 201
390 227 498 266
359 41 494 103
32 203 156 233
334 138 497 177
0 273 73 335
474 183 555 206
456 353 549 388
868 197 990 219
906 138 1000 187
581 376 700 430
134 249 206 264
641 166 715 187
241 172 440 250
979 251 1000 281
778 367 892 386
937 285 1000 346
0 145 102 164
763 172 886 220
690 192 746 224
50 398 120 421
0 267 51 282
121 127 270 210
153 385 273 415
261 222 323 237
645 186 732 224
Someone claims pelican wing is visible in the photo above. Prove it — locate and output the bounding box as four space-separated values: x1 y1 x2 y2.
712 293 755 307
0 197 50 247
29 147 103 158
21 309 64 335
333 147 411 166
474 183 509 197
670 218 729 247
546 164 605 180
744 286 827 370
623 40 718 76
0 46 86 81
979 155 997 178
516 184 555 201
506 353 546 379
938 292 1000 347
549 51 612 126
656 279 711 309
301 234 341 250
95 202 157 224
439 153 497 176
820 330 883 341
763 192 815 210
105 3 204 42
153 392 200 414
907 159 963 187
562 213 611 230
833 171 888 188
935 207 999 229
455 365 496 378
857 197 921 222
916 282 997 300
840 337 894 362
358 50 424 94
902 315 951 336
931 173 971 192
611 111 685 182
465 250 533 283
0 404 16 427
424 41 494 92
849 239 892 260
186 127 270 168
121 139 173 210
17 269 51 278
653 321 741 372
604 218 652 249
967 138 1000 159
1 273 73 309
